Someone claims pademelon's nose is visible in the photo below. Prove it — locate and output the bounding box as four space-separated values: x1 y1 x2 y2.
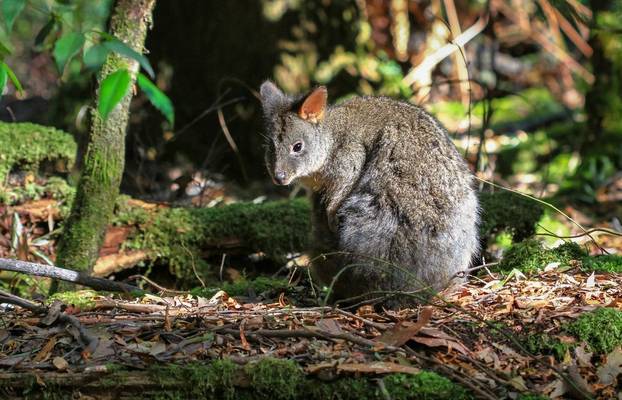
274 171 287 185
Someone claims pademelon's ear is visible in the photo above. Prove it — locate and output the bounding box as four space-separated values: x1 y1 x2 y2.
298 86 327 124
260 81 286 114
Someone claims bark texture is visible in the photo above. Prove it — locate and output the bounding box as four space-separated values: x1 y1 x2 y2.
55 0 157 276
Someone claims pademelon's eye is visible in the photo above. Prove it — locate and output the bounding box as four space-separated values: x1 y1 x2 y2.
292 141 303 153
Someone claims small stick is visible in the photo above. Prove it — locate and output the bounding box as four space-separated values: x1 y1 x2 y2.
127 274 187 295
0 258 140 293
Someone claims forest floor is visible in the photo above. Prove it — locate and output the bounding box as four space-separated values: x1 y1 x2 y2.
1 114 622 398
1 262 621 399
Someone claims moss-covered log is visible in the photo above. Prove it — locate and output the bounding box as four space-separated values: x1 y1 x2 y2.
0 122 76 185
125 198 311 281
55 0 157 277
0 358 472 400
114 191 543 281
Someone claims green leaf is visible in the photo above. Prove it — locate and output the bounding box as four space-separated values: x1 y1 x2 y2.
102 38 154 78
137 73 175 126
2 0 26 32
98 68 131 121
4 62 23 94
0 41 11 60
53 32 85 74
83 44 109 70
0 63 7 97
35 17 57 47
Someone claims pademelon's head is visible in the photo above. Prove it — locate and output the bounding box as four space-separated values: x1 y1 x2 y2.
259 81 331 186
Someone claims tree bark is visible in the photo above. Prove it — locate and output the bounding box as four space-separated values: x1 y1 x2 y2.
54 0 156 284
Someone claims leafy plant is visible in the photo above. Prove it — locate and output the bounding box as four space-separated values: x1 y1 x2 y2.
0 0 173 124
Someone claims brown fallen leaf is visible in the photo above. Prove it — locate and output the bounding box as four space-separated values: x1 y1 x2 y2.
240 322 251 351
574 344 593 368
411 336 471 356
149 341 167 356
245 316 264 330
418 327 460 341
33 336 57 362
52 356 69 371
316 319 343 335
375 307 432 347
337 361 420 375
597 347 622 386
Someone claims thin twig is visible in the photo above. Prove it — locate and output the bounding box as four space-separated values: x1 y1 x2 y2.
127 275 188 295
536 227 622 239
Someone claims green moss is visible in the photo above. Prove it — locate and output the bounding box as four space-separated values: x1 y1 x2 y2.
565 307 622 354
0 177 76 217
303 377 373 400
382 372 471 400
246 358 303 400
202 359 238 400
0 122 76 185
129 199 311 281
47 290 98 310
14 357 475 399
496 239 586 273
517 395 549 400
113 195 151 226
523 333 569 360
479 191 544 244
581 254 622 273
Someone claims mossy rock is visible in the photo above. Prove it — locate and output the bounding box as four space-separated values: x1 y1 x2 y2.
565 307 622 354
478 191 544 244
0 122 76 184
495 239 586 273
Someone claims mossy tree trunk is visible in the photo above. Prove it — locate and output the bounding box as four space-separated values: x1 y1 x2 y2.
54 0 157 285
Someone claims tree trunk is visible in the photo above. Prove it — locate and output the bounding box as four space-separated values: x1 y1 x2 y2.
54 0 157 284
